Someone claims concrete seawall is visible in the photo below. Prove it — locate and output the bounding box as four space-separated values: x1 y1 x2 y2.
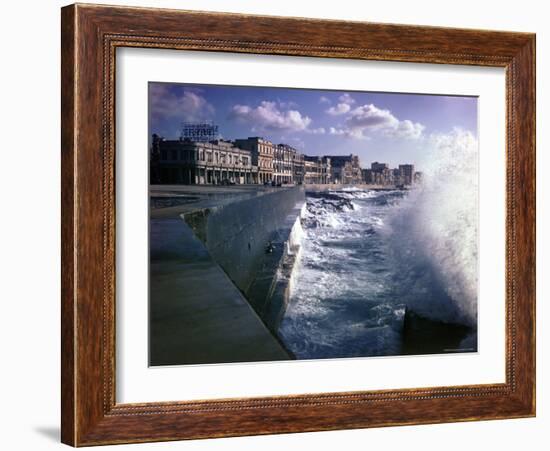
183 186 306 331
262 207 305 331
149 185 306 365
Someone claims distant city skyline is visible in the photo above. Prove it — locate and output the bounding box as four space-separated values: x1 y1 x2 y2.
149 82 478 168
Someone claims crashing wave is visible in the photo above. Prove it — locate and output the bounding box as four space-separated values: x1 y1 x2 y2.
280 130 478 358
383 129 478 326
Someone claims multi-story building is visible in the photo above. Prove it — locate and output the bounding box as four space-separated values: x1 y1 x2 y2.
368 161 393 185
273 144 297 184
364 161 418 186
321 156 331 184
362 168 373 184
328 154 362 184
371 161 389 173
398 164 415 185
293 152 305 184
154 136 257 185
304 156 331 184
304 157 321 184
392 168 401 184
234 137 275 184
153 128 420 188
381 167 395 185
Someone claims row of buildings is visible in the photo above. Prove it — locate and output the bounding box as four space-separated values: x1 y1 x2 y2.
362 162 420 187
150 131 420 187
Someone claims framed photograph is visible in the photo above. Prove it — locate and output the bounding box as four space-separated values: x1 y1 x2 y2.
61 3 536 446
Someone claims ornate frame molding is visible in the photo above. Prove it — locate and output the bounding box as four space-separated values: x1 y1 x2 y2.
61 4 535 446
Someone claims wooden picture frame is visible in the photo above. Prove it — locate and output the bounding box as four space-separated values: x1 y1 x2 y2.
61 3 536 446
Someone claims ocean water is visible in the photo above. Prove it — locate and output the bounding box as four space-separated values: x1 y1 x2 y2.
279 179 478 360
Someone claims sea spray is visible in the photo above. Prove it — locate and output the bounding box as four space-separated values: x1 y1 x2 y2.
285 204 307 296
287 203 306 253
383 129 478 326
279 130 478 358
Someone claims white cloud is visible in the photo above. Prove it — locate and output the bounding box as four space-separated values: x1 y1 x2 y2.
229 100 313 133
150 84 214 122
385 119 425 139
326 93 357 116
307 127 326 135
278 100 299 109
329 103 424 140
347 104 398 128
326 103 351 116
329 126 369 140
338 93 356 105
319 96 331 104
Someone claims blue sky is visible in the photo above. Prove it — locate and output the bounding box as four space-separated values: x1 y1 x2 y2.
149 82 477 169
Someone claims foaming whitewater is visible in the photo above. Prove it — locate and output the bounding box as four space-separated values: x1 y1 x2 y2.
279 131 478 360
384 130 478 327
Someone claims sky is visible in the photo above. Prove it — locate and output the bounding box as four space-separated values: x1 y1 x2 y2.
149 82 478 169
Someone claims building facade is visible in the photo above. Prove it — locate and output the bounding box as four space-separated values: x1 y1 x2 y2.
155 137 257 185
371 161 389 173
362 168 373 184
328 154 362 184
363 162 419 186
234 137 275 184
273 144 297 184
304 156 331 184
152 129 420 188
398 164 415 185
293 152 305 184
368 162 396 186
